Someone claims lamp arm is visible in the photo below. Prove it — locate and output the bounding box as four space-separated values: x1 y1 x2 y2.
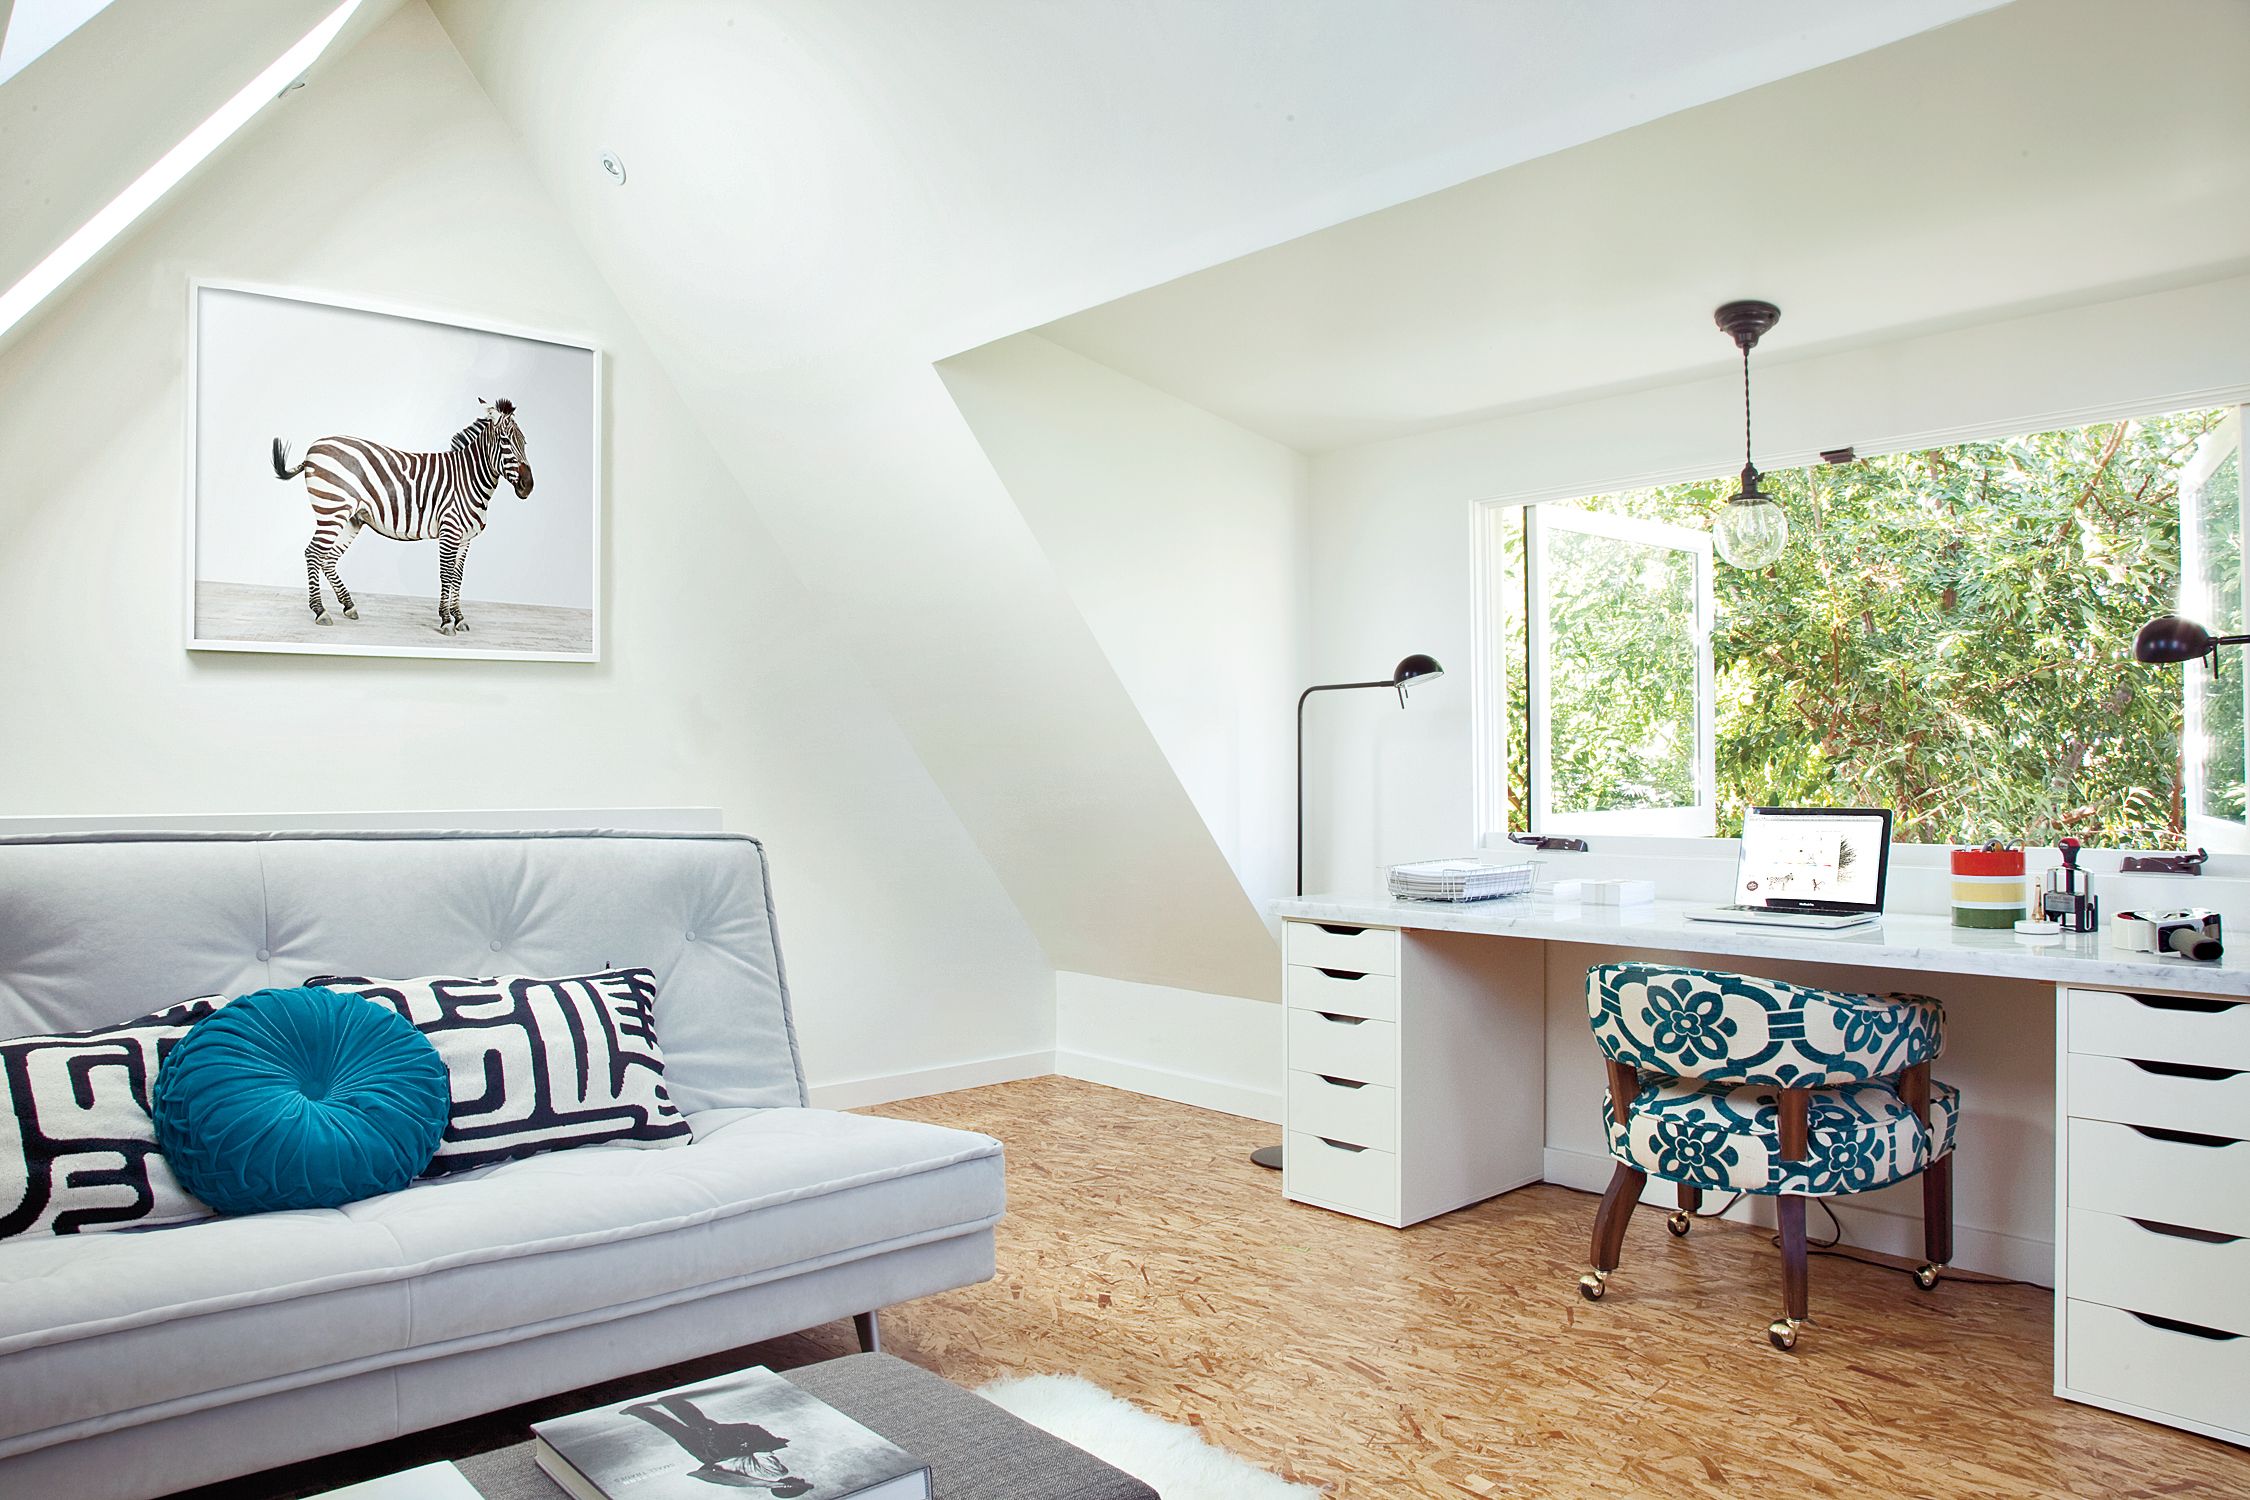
1297 679 1411 897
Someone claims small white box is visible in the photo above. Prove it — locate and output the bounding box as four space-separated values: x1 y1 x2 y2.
1548 879 1584 903
1588 879 1657 906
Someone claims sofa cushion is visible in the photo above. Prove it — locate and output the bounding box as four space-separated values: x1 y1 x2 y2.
307 970 695 1175
0 997 225 1241
0 1108 1004 1454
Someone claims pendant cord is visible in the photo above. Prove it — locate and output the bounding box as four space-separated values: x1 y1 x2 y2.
1742 344 1753 472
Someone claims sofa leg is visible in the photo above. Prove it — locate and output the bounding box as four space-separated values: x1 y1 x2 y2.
853 1310 883 1354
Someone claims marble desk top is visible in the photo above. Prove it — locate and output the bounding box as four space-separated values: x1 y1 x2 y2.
1273 893 2250 997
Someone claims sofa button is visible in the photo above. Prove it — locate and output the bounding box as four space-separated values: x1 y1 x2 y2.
684 931 696 942
256 949 271 962
489 940 503 952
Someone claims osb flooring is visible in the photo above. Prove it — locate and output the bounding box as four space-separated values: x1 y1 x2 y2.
202 1076 2250 1500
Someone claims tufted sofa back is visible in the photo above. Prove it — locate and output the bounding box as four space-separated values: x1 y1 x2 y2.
0 830 806 1114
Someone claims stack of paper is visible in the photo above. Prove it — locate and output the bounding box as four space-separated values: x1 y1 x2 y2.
1387 859 1536 903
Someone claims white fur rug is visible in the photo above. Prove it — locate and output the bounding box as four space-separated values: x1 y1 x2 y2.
979 1374 1320 1499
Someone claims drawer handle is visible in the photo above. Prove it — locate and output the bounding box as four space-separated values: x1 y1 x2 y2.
1316 923 1367 937
1315 967 1369 981
2128 1059 2243 1082
2128 1124 2240 1149
1318 1075 1370 1090
2128 1311 2242 1342
1317 1137 1368 1153
2129 1217 2243 1245
1316 1011 1369 1026
2128 994 2236 1015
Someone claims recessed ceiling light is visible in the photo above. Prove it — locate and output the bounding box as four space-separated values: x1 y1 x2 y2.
599 151 626 185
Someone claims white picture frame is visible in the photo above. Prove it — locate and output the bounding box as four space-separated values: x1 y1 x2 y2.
185 279 603 662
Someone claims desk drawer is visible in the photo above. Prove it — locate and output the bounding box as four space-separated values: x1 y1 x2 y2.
1283 921 1399 977
2068 989 2250 1071
2068 1053 2250 1141
1285 1130 1399 1221
1286 1008 1398 1087
2068 1118 2250 1239
2069 1209 2250 1338
1284 963 1399 1022
2065 1299 2250 1438
1287 1070 1397 1152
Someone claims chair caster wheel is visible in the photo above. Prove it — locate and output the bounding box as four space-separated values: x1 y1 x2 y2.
1578 1270 1609 1302
1666 1210 1692 1237
1913 1263 1942 1291
1767 1318 1801 1351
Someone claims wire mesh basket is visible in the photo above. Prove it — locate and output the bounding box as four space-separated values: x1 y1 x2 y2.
1386 858 1538 903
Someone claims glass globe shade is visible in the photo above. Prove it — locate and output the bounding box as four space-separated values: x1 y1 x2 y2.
1715 492 1788 569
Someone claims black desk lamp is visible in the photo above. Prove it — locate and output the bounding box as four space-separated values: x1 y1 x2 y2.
1252 652 1444 1172
2135 614 2250 667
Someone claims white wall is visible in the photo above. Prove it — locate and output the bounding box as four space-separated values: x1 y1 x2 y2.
0 1 1056 1098
1304 273 2250 894
1055 972 1284 1123
940 334 1309 960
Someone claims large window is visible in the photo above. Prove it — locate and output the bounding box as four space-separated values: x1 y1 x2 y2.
1482 407 2231 848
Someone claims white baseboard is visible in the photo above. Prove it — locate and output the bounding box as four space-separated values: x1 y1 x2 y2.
1055 1049 1282 1123
1543 1146 2052 1287
807 1050 1054 1111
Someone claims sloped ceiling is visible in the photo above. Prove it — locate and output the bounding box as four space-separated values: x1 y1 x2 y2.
427 0 1999 1000
1038 0 2250 452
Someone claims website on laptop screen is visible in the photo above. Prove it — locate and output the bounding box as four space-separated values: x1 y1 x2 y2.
1735 810 1888 908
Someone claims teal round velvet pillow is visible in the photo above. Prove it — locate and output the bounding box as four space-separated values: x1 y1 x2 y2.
152 986 449 1215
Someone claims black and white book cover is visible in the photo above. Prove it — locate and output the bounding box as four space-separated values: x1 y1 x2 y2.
533 1367 930 1500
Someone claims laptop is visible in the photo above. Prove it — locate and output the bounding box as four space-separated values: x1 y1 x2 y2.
1685 807 1893 930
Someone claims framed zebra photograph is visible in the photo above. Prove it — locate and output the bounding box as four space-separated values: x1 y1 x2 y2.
186 281 601 662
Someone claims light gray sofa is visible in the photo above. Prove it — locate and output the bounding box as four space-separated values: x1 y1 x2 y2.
0 829 1005 1500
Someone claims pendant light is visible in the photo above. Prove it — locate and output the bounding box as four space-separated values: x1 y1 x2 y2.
1712 299 1788 569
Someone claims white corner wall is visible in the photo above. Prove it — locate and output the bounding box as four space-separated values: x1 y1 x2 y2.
0 0 1055 1100
940 333 1309 958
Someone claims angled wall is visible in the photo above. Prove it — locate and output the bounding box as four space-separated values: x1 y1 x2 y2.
0 0 1054 1094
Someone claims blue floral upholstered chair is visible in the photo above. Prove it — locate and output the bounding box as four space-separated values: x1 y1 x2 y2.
1576 962 1958 1350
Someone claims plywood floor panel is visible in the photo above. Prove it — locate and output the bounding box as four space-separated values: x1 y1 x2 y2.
865 1076 2250 1500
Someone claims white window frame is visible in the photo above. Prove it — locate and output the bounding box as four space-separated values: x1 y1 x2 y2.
1523 504 1716 838
2181 408 2249 854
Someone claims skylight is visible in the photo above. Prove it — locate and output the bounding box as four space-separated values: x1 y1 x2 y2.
0 0 362 343
0 0 119 87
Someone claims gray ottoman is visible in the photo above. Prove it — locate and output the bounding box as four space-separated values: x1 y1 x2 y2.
454 1354 1158 1500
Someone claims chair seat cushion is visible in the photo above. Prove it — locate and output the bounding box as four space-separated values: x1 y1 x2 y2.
1601 1075 1958 1196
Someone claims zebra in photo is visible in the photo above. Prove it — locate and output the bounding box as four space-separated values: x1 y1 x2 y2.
271 398 535 634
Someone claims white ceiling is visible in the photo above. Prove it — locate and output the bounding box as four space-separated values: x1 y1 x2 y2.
1035 0 2250 452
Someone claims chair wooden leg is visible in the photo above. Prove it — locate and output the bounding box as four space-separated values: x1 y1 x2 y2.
1917 1152 1954 1288
1669 1182 1701 1236
853 1310 882 1354
1770 1194 1809 1349
1580 1162 1647 1300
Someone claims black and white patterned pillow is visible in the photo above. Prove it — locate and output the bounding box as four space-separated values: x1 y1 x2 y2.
1 997 226 1240
306 969 693 1175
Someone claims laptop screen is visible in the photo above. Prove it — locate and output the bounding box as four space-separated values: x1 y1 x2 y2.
1734 807 1893 911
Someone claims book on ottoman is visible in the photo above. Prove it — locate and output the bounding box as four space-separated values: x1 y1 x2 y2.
533 1366 932 1500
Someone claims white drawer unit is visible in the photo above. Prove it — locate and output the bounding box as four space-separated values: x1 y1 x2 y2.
2057 983 2250 1446
1282 921 1399 976
2068 1209 2250 1338
2067 988 2250 1071
1287 1071 1398 1153
2064 1300 2250 1441
1277 919 1545 1229
1284 1130 1400 1222
1285 1006 1398 1087
1285 963 1399 1022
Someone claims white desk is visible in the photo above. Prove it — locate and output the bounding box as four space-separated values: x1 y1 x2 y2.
1271 892 2250 1447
